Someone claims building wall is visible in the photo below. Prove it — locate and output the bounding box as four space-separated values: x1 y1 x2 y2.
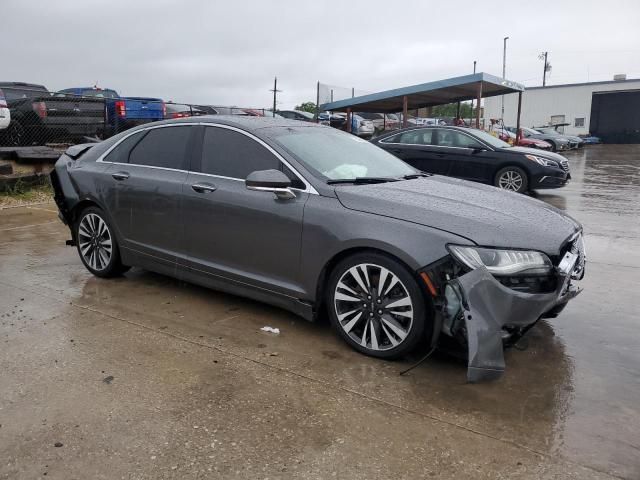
483 79 640 136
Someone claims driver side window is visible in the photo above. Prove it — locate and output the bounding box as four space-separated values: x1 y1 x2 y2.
200 126 305 189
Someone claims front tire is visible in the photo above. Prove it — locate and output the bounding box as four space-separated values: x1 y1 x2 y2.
75 206 129 278
327 252 428 359
495 166 529 193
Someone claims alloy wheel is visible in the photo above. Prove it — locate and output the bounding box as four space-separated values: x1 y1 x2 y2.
498 170 524 191
333 263 414 351
78 213 113 271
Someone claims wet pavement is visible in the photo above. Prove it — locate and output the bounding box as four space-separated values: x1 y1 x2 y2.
0 144 638 479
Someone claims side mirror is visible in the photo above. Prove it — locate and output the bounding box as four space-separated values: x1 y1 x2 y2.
245 169 295 200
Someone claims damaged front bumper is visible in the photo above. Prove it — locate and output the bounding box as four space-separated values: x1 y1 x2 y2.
426 238 585 382
451 265 580 382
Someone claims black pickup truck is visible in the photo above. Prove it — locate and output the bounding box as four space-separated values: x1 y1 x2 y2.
0 82 105 146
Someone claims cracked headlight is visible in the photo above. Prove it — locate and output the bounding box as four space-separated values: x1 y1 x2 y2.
448 245 553 275
525 154 558 167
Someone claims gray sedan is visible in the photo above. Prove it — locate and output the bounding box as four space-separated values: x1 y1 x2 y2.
50 117 585 382
508 127 575 151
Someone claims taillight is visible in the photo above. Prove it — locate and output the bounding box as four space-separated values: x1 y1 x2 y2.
171 112 189 118
162 102 166 117
32 101 47 118
115 100 126 118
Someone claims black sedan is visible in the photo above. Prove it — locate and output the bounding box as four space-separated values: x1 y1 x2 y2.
372 126 570 193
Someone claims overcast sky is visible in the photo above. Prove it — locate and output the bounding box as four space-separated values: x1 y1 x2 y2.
5 0 640 109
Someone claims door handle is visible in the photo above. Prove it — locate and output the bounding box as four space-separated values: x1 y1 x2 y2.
191 182 217 193
112 171 130 180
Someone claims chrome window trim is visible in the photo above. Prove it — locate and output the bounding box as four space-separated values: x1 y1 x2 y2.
97 122 318 195
378 127 495 151
198 122 318 194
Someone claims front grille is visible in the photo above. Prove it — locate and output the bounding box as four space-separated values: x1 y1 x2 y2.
560 159 569 172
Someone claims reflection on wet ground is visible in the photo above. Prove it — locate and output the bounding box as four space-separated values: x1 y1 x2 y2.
0 145 639 479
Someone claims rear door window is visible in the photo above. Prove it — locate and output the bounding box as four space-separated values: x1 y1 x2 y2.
128 126 192 169
200 126 305 189
441 130 483 149
386 129 434 145
104 131 146 164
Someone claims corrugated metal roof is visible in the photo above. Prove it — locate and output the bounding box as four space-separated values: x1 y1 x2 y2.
319 72 525 113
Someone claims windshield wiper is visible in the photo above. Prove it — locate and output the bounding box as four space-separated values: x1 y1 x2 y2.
401 173 430 180
327 177 400 185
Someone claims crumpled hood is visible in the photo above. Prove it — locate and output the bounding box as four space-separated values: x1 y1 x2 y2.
335 176 580 258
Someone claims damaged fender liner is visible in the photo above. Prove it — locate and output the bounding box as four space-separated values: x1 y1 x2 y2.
453 266 580 383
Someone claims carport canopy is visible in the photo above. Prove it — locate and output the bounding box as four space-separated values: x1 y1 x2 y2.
319 72 525 131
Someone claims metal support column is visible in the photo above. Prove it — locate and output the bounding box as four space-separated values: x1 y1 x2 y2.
402 96 408 128
475 82 483 129
315 81 320 123
515 91 522 144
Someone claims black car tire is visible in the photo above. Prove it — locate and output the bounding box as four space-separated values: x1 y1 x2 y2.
75 206 129 278
6 122 26 147
495 166 529 193
327 252 428 359
546 140 557 152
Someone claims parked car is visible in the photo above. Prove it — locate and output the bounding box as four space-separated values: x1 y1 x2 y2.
243 109 284 118
493 127 552 150
356 112 401 133
507 127 573 152
372 126 571 193
352 114 375 138
0 82 105 146
385 113 401 130
535 127 584 148
0 88 10 132
277 110 315 122
59 87 164 136
164 103 207 119
50 117 585 382
578 134 602 144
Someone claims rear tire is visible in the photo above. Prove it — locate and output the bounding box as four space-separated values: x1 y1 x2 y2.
495 166 529 193
547 140 557 152
326 252 428 359
6 122 26 146
75 206 129 278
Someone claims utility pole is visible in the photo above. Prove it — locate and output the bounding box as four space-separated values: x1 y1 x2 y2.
269 77 282 117
501 36 509 121
539 52 551 87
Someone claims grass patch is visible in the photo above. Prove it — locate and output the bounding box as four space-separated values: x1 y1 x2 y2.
0 180 54 208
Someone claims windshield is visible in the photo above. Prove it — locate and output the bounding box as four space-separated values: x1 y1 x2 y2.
81 89 119 98
469 129 512 148
271 127 417 181
522 127 542 135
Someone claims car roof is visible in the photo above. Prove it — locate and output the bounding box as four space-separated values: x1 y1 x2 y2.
131 115 322 132
0 81 47 89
